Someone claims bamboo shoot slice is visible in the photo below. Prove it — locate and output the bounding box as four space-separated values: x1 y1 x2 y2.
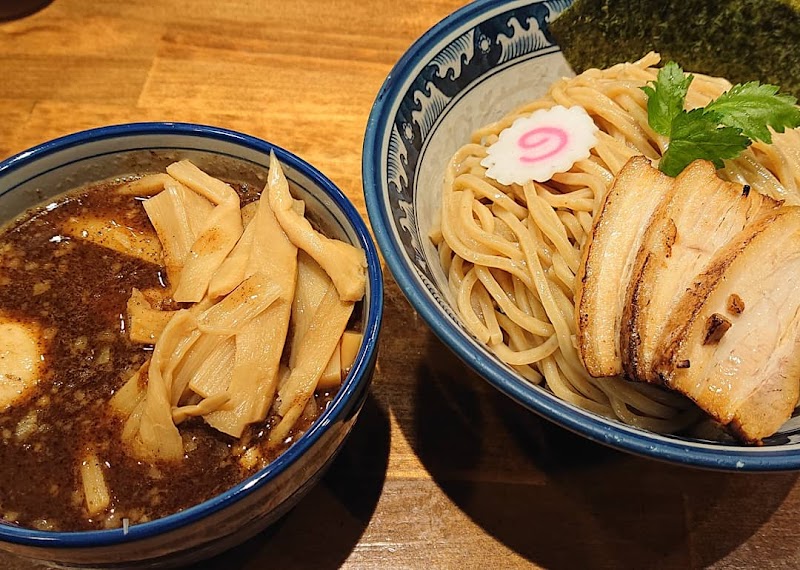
118 173 174 196
203 188 298 436
172 195 243 303
143 181 212 285
184 337 235 400
148 161 240 302
61 216 162 266
207 219 256 299
127 288 178 344
182 274 281 401
133 311 199 461
207 198 261 301
175 179 216 238
340 331 362 375
167 160 238 206
109 369 146 417
289 252 332 368
270 286 354 447
172 392 230 424
203 302 290 437
80 452 110 516
266 152 366 302
317 342 341 390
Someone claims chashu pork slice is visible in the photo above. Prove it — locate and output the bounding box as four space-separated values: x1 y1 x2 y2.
655 206 800 443
576 156 674 377
622 160 781 383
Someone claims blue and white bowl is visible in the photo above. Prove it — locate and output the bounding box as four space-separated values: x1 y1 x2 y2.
0 122 383 567
362 0 800 471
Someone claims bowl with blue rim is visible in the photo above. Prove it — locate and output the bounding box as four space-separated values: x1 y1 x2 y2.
362 0 800 471
0 122 383 567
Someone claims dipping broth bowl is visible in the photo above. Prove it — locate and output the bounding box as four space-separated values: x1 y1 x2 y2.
0 122 383 568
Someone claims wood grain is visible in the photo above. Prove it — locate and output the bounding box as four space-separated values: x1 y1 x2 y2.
2 1 800 569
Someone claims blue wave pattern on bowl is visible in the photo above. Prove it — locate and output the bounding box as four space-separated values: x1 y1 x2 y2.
364 0 800 470
386 0 571 286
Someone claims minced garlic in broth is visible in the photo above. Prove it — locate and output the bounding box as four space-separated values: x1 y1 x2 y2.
0 177 326 531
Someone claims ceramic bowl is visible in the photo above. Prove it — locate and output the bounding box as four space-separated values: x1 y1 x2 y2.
0 122 383 567
362 0 800 471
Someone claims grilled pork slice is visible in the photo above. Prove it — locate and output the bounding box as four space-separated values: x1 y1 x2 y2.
576 156 674 377
655 207 800 443
622 160 780 383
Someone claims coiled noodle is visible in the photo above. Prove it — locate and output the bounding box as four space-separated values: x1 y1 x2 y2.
432 53 800 432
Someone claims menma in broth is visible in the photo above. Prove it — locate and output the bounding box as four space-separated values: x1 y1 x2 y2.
0 167 360 531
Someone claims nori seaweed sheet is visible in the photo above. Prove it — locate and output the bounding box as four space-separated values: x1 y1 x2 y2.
550 0 800 97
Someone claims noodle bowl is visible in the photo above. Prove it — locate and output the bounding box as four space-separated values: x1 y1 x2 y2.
364 0 800 469
431 53 800 433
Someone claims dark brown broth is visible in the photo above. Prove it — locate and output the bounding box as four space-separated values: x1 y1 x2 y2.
0 178 331 531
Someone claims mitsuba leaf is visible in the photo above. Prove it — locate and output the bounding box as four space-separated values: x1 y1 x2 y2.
641 61 694 137
643 61 800 177
659 109 750 177
704 82 800 143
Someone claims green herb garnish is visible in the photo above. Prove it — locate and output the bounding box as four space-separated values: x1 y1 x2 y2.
642 62 694 137
642 62 800 177
658 108 749 178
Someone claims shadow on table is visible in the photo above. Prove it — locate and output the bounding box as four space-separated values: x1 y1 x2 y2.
190 392 391 570
395 326 798 570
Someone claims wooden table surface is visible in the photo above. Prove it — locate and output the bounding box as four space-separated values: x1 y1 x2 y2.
2 1 800 568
